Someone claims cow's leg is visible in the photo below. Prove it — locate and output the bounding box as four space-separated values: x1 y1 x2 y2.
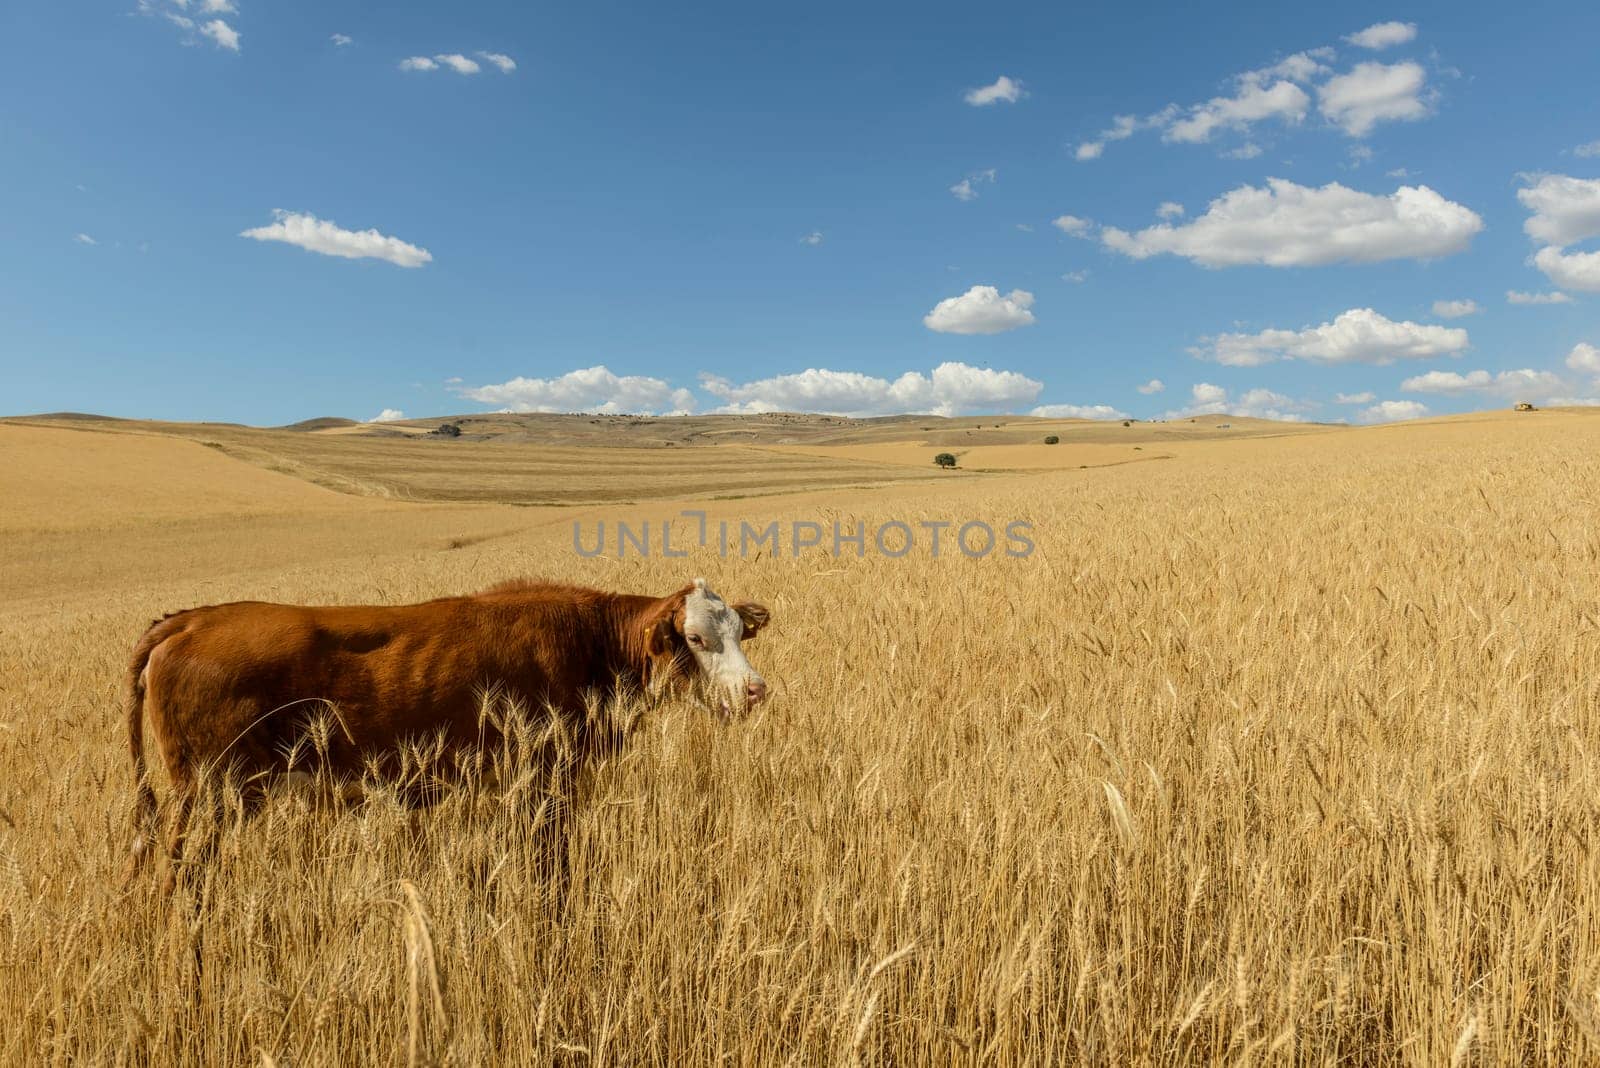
158 780 196 898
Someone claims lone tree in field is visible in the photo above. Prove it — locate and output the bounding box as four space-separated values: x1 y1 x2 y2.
1043 435 1060 445
934 453 957 469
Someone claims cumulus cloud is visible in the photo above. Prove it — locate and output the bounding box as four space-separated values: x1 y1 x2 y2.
368 409 405 423
1317 62 1430 136
1061 269 1090 283
1335 391 1375 404
1518 174 1600 246
1576 141 1600 159
1075 112 1167 161
1431 299 1480 318
923 285 1037 334
1156 202 1185 219
1136 378 1165 394
1030 403 1131 420
399 56 438 72
1507 289 1572 305
1051 214 1094 237
458 366 696 415
1533 246 1600 292
1358 399 1429 423
950 169 996 201
1195 308 1468 366
800 231 824 246
1165 78 1310 144
74 233 97 246
434 53 481 74
1567 342 1600 376
1164 382 1315 422
239 210 433 268
477 51 517 73
138 0 240 50
1399 368 1566 398
700 362 1043 417
199 18 240 51
1101 178 1483 267
1222 143 1264 160
331 33 352 46
964 76 1025 106
1344 21 1418 50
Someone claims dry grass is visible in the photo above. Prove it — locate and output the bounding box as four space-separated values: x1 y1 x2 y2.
3 411 1600 1064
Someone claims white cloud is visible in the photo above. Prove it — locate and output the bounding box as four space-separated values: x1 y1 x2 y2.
1358 399 1429 423
701 362 1042 417
459 366 696 415
139 0 241 50
1030 403 1131 420
1164 382 1315 422
434 53 481 74
1196 308 1468 366
1257 51 1333 83
1061 269 1090 283
923 285 1037 334
1533 246 1600 292
399 56 438 72
1348 144 1375 166
74 233 97 246
1222 143 1263 160
1318 62 1430 137
1344 21 1418 50
477 51 517 73
1335 391 1375 404
1101 179 1483 267
1136 378 1165 394
1386 167 1412 178
1517 174 1600 246
1576 141 1600 159
368 409 405 423
1507 289 1572 305
1567 342 1600 376
1399 368 1566 398
1165 79 1310 144
1431 299 1481 318
239 210 433 268
800 231 823 246
1052 214 1094 237
331 33 352 46
1156 201 1185 219
950 169 996 201
199 18 239 51
1075 112 1164 161
964 76 1025 106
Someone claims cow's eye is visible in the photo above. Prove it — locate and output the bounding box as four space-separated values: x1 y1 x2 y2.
687 633 705 647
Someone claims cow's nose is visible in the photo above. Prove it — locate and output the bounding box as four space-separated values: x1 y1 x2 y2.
746 678 768 705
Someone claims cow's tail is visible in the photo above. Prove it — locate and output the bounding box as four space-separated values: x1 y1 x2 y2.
121 620 169 886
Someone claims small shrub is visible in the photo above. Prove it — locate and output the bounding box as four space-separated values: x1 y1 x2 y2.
934 453 957 469
1043 435 1060 445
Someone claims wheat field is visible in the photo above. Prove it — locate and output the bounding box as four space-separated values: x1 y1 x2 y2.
3 411 1600 1065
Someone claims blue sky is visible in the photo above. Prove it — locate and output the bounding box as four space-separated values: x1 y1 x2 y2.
3 0 1598 425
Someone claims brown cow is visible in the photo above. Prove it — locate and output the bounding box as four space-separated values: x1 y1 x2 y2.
122 577 770 887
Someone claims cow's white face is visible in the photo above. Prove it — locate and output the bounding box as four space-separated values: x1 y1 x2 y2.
665 578 769 718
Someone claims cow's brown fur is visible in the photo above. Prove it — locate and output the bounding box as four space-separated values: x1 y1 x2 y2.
121 580 759 888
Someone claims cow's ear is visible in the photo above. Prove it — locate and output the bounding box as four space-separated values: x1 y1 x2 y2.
733 601 770 640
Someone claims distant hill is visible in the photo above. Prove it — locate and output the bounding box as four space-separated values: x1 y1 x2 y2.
281 417 359 432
